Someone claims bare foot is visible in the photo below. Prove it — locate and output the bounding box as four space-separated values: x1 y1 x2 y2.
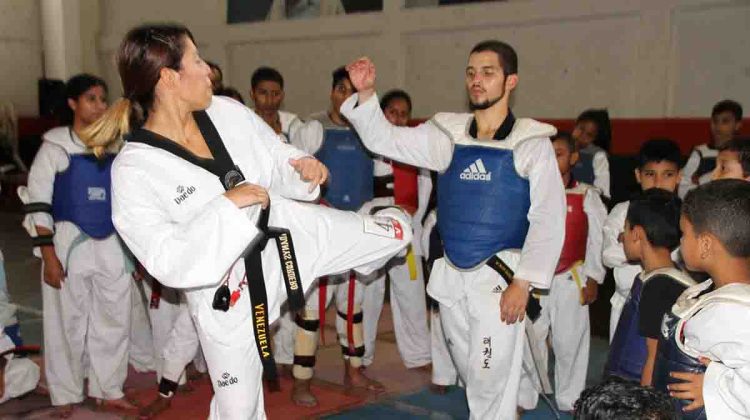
96 397 140 415
185 363 208 381
277 363 293 378
51 404 75 418
344 363 384 392
138 396 172 419
429 384 449 394
291 378 318 407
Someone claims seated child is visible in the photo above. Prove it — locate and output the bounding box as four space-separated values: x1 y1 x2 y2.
653 179 750 419
711 137 750 182
679 99 743 197
606 189 694 385
573 376 675 420
602 139 682 342
571 109 612 199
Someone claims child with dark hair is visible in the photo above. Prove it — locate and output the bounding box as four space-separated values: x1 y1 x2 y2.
574 376 676 420
572 109 612 198
711 137 750 182
520 131 607 411
679 99 743 197
602 139 683 342
652 179 750 419
249 66 302 143
606 189 695 385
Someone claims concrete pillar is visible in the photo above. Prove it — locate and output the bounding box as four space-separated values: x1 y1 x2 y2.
40 0 82 80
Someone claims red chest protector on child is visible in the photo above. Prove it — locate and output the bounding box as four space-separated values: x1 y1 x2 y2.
391 162 419 215
555 182 589 274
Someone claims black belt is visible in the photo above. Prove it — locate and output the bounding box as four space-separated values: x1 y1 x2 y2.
485 255 542 322
373 174 394 198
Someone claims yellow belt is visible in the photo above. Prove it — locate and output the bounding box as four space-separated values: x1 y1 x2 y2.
568 260 585 305
406 245 418 280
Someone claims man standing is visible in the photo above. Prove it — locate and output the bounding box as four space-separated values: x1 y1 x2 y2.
343 41 565 418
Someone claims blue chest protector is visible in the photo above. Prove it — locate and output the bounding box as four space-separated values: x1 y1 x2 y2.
437 144 530 269
51 154 116 239
314 128 374 211
606 275 646 381
652 310 707 420
571 146 597 185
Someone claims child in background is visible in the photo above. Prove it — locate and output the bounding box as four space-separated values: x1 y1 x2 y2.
602 139 682 342
571 109 612 199
711 137 750 182
653 180 750 419
519 132 607 412
679 99 743 197
605 189 694 385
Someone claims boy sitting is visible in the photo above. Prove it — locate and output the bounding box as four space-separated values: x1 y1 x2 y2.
711 137 750 182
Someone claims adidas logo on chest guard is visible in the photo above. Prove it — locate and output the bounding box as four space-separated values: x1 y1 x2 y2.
460 158 492 181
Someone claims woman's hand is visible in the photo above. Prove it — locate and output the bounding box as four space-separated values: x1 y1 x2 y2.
289 157 329 193
225 183 269 209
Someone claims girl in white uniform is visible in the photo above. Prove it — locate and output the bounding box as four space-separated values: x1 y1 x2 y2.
86 24 412 419
20 74 136 416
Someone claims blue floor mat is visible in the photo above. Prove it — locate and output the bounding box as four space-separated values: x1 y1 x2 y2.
324 386 574 419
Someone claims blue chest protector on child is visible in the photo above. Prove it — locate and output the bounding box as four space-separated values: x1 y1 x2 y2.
652 310 707 420
51 154 116 239
606 275 646 381
571 146 598 186
314 128 374 211
437 144 530 269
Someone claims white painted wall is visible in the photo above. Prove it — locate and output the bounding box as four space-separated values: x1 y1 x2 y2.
0 0 43 116
7 0 749 118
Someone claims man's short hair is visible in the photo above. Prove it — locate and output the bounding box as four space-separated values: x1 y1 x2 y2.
251 66 284 90
380 89 412 113
332 66 354 91
719 137 750 177
626 188 682 250
574 376 676 420
711 99 743 121
551 131 575 153
683 179 750 258
638 138 682 170
470 40 518 76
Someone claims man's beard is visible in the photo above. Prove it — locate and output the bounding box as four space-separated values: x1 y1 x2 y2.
469 94 504 111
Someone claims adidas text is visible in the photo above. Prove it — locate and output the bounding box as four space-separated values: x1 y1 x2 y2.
460 172 492 181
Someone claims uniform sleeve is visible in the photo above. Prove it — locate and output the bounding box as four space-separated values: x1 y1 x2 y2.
341 93 454 172
111 162 261 289
414 168 432 227
582 188 607 283
602 202 628 269
245 108 320 202
685 302 750 417
290 119 324 155
23 142 68 232
679 149 700 199
514 138 566 289
592 150 610 198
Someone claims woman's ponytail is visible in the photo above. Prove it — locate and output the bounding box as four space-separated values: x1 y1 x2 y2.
80 97 132 158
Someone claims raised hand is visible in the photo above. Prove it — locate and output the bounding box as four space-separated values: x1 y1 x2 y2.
345 57 376 103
